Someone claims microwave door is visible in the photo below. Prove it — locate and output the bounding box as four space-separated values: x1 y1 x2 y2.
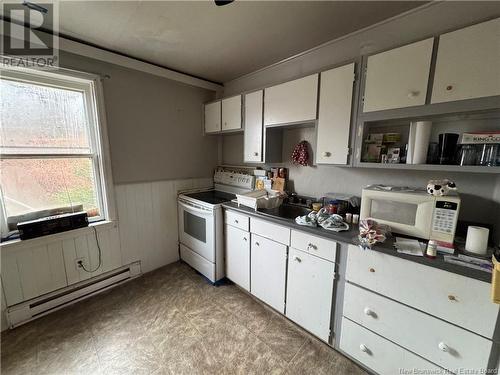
363 197 433 239
178 200 215 262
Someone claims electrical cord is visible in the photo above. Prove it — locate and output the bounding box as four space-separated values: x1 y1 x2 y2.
78 225 102 273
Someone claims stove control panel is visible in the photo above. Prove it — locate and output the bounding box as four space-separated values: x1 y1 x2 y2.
214 171 255 190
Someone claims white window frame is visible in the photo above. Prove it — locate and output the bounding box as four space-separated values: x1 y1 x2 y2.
0 66 116 237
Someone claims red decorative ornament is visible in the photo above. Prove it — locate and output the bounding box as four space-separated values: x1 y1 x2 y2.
291 140 309 166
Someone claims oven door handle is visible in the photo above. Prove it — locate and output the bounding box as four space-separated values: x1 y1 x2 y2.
178 198 212 215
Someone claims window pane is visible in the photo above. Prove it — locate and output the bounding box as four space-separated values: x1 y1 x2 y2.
0 79 91 154
1 158 100 221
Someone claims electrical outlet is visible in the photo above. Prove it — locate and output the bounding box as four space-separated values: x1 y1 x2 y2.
75 258 85 270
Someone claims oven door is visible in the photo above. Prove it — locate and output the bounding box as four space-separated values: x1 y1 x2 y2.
178 198 215 262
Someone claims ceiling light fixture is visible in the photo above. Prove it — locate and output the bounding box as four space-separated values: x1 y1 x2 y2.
214 0 234 6
22 1 48 14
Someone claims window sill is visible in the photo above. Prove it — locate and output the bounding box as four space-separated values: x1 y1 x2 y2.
0 220 117 252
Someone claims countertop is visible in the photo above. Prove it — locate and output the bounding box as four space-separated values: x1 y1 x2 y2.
222 202 492 283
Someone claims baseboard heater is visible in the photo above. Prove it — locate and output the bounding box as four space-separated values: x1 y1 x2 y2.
6 262 141 328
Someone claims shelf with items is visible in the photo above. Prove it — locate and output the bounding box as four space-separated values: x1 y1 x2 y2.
353 110 500 173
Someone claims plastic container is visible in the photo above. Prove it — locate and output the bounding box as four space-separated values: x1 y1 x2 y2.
236 190 283 211
426 240 437 259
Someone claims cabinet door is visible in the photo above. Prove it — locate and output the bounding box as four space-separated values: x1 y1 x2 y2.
432 18 500 104
264 74 318 126
221 96 242 131
225 225 250 291
244 90 263 162
286 248 335 342
204 101 221 133
316 63 355 164
363 38 434 112
250 234 287 313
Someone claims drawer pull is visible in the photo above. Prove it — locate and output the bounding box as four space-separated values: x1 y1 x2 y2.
293 256 302 263
359 344 370 354
255 242 260 246
307 243 318 250
438 342 449 352
369 268 375 273
234 219 239 224
448 295 457 302
364 307 375 317
243 237 248 241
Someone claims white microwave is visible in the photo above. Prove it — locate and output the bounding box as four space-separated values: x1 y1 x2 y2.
360 186 460 245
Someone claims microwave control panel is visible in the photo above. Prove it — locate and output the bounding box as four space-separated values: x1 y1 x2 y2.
432 200 459 234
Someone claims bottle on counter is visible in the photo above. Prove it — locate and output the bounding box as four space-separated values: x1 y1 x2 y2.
426 240 437 259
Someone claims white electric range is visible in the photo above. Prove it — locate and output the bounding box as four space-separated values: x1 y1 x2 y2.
178 170 254 283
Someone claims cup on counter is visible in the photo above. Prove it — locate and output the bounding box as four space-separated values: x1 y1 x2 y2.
352 214 359 225
312 202 322 212
345 213 353 223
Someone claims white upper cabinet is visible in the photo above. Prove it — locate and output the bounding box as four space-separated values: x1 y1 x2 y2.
316 63 355 164
363 38 434 112
264 74 318 126
221 95 242 131
432 18 500 104
244 90 263 162
204 101 221 133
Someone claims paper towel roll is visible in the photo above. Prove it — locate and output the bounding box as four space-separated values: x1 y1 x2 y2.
408 121 432 164
465 226 489 255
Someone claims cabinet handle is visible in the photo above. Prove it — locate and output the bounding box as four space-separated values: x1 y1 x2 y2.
255 242 260 246
243 237 247 241
407 91 419 98
254 152 259 156
234 219 239 224
322 151 331 157
293 256 302 263
359 344 369 353
446 85 453 91
448 295 457 302
307 243 317 250
438 342 449 352
364 307 375 317
369 268 375 273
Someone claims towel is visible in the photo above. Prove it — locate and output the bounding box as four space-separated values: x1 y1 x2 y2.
291 141 309 166
295 209 349 232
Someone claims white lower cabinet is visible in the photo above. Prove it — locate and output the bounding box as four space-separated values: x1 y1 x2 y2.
224 224 250 291
343 282 492 371
340 317 443 374
250 233 287 313
286 248 335 342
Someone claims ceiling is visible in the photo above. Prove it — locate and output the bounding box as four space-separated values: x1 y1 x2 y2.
7 1 427 83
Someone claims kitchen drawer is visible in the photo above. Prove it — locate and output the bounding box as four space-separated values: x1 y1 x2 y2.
343 283 492 371
225 210 249 231
250 217 290 246
346 245 499 339
290 230 337 262
340 317 443 375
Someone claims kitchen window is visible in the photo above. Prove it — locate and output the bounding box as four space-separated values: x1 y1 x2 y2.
0 67 113 239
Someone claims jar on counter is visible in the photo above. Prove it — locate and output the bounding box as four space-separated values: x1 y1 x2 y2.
326 200 338 215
